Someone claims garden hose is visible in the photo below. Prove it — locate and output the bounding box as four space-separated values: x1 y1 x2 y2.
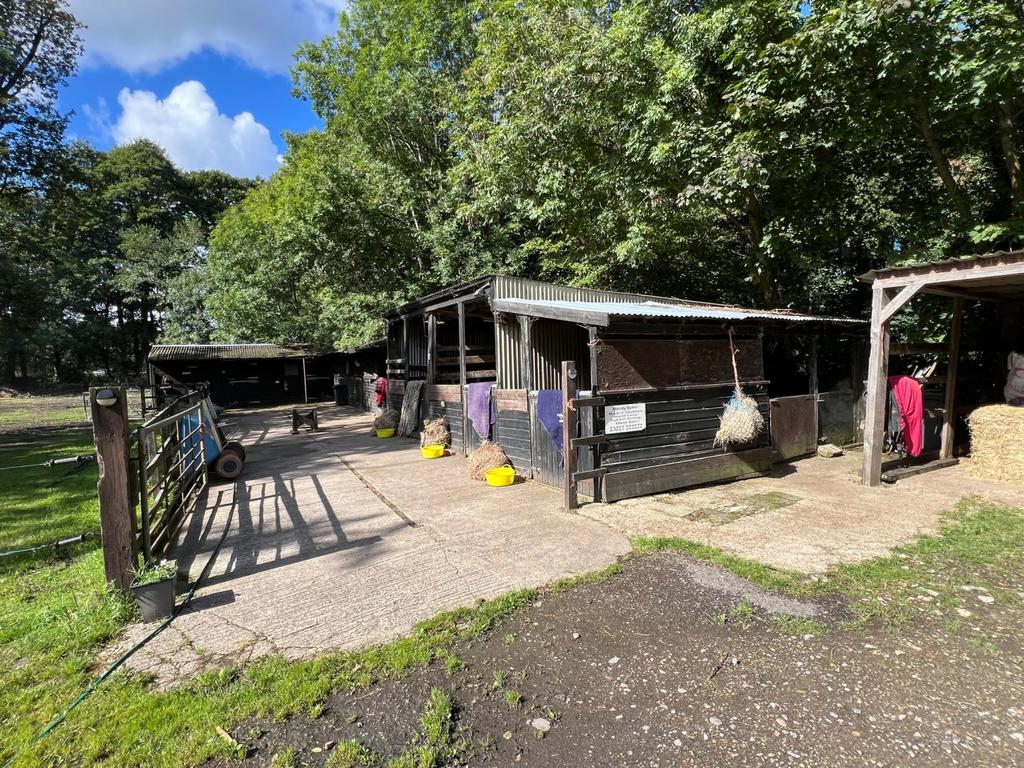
0 532 99 560
0 454 96 472
2 496 236 768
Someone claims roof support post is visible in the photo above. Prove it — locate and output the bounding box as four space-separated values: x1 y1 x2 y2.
940 298 963 459
809 335 819 445
458 300 468 457
426 313 437 384
518 314 533 391
862 285 894 486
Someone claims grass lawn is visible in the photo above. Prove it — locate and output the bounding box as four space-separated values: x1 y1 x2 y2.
2 431 1022 768
0 396 88 432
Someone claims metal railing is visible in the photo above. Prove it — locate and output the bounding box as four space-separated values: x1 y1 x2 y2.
134 391 209 562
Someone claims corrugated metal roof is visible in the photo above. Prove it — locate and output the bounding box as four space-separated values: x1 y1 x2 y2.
148 344 313 362
859 249 1024 282
491 298 862 326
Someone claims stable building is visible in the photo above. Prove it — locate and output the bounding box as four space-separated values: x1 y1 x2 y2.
148 343 338 406
381 276 862 504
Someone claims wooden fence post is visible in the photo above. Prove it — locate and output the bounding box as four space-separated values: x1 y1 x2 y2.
90 386 138 592
562 360 578 511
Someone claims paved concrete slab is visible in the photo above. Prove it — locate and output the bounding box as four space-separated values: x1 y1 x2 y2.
579 450 1024 573
107 405 629 685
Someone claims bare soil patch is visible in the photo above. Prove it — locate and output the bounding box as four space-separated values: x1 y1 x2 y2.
218 552 1024 767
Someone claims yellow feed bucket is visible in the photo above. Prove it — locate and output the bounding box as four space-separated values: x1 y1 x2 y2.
376 428 395 438
420 444 445 459
485 465 516 487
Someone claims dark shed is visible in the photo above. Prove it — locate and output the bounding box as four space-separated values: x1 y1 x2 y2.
148 343 343 406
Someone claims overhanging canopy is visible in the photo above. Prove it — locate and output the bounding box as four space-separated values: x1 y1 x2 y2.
490 298 861 328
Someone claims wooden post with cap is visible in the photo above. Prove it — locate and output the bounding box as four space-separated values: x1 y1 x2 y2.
90 386 138 592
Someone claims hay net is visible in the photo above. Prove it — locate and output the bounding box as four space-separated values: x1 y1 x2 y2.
420 417 450 447
373 409 400 430
714 328 765 448
467 441 510 480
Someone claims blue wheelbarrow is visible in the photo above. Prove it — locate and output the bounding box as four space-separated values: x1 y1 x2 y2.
179 397 247 480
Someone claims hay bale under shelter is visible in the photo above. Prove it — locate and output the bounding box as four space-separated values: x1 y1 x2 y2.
966 404 1024 485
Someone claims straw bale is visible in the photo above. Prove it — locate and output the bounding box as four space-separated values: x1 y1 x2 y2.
966 404 1024 484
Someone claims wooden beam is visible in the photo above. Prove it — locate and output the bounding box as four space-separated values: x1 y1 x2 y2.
940 298 963 459
90 387 138 593
426 313 437 384
882 457 959 484
588 326 600 392
562 360 578 510
862 286 892 486
879 280 925 324
490 298 611 327
518 314 533 391
872 258 1024 290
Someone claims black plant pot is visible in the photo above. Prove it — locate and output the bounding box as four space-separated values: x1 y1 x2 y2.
131 577 176 622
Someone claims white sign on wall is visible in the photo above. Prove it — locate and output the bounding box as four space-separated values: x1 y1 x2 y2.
605 402 647 434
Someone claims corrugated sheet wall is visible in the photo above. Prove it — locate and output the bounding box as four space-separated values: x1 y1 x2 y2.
493 276 652 390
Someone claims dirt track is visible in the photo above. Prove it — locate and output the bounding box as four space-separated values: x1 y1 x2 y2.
222 552 1024 767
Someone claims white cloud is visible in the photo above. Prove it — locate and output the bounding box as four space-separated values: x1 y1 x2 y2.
70 0 346 74
112 81 281 178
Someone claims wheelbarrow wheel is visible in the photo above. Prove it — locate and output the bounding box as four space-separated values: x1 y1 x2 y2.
223 441 246 462
213 448 244 480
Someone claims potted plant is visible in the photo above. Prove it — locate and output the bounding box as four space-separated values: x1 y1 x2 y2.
130 559 177 622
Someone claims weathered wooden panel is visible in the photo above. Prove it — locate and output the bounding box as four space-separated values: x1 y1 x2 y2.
770 394 817 460
496 410 532 476
425 384 462 402
494 388 528 412
445 401 464 452
596 337 763 392
603 447 775 501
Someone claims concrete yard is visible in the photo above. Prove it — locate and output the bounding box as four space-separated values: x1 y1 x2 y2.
579 450 1024 573
107 405 629 685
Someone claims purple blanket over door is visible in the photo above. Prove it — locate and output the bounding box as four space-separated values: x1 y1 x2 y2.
467 382 494 439
537 389 563 456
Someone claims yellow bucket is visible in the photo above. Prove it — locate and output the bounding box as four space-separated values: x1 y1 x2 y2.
485 465 516 487
420 444 445 459
376 428 396 438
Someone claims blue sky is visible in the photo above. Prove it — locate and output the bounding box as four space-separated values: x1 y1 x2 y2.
58 0 346 179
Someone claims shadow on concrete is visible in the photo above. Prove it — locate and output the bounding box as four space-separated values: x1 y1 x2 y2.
173 470 394 597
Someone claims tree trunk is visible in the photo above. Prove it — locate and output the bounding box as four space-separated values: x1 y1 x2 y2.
745 191 777 306
997 100 1024 205
914 99 972 219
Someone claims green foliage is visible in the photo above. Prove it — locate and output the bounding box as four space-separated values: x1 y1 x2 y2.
207 0 1024 349
2 137 254 384
130 558 176 587
0 0 82 193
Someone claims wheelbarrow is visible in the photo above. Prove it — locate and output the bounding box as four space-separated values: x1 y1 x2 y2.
179 397 247 480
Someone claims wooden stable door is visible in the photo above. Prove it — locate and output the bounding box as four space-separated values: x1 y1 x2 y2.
770 394 817 460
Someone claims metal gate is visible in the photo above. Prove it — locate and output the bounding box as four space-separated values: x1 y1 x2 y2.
769 394 818 460
134 392 209 562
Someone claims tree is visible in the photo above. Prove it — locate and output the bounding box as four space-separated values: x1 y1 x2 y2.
0 0 81 194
